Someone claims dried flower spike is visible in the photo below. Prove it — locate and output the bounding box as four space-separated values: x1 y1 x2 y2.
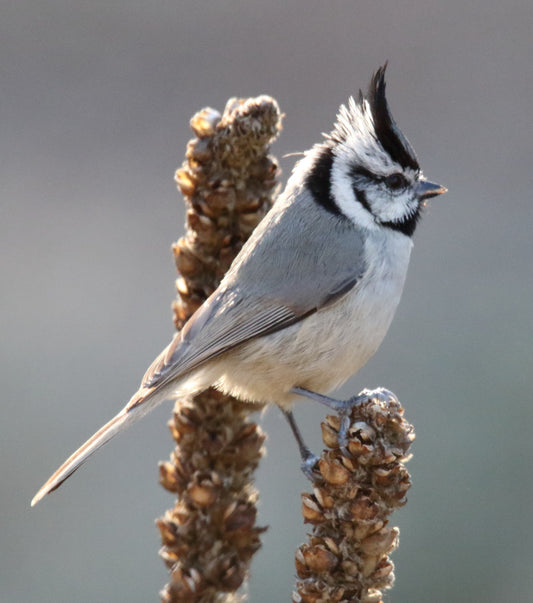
294 391 415 603
159 96 282 602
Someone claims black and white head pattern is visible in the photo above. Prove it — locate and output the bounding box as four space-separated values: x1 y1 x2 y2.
306 65 424 237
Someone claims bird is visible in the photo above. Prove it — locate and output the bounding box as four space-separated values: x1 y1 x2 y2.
32 65 446 507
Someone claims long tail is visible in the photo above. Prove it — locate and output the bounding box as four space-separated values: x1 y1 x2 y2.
31 407 138 507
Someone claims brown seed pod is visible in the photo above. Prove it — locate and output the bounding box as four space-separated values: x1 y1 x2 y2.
294 391 414 603
158 96 281 602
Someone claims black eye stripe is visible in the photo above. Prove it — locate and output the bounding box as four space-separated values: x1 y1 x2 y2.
350 166 409 191
349 166 376 182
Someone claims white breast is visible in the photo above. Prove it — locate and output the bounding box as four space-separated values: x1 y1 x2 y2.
211 230 413 408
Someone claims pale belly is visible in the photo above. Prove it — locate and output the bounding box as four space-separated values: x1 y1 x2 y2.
179 232 414 408
214 252 410 405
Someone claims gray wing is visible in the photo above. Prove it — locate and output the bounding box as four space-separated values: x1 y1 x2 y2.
138 192 366 394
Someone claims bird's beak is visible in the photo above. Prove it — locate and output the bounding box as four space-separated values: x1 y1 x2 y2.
417 179 447 200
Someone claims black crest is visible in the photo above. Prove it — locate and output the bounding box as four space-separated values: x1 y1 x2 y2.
367 64 419 171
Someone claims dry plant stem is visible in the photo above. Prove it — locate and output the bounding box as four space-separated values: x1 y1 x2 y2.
294 392 415 603
157 96 282 603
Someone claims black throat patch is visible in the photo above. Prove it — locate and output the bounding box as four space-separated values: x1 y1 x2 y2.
381 209 421 237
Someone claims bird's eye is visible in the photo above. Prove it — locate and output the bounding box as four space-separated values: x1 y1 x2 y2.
384 173 408 190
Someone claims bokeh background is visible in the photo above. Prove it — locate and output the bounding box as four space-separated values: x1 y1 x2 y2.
2 1 532 601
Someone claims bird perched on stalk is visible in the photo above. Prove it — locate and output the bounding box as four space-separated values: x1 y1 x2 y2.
32 65 446 506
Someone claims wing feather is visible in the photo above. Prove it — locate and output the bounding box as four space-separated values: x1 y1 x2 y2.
139 189 367 395
141 274 360 392
141 299 299 389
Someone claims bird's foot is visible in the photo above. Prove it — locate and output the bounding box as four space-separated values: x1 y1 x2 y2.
280 407 320 481
290 386 398 454
301 451 320 481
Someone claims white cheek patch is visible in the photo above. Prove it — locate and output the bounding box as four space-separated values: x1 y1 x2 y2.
330 167 378 230
371 189 418 224
331 162 419 229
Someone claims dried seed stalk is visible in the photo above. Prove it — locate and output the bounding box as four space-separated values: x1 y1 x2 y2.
158 96 282 602
294 391 415 603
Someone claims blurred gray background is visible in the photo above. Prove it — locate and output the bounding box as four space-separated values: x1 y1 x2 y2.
2 1 532 601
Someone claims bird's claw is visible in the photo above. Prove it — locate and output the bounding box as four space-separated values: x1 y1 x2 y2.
301 452 320 481
288 386 399 477
356 387 398 405
337 410 351 452
326 388 399 453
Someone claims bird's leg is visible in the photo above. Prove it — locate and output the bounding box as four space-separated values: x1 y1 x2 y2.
280 407 319 480
290 386 398 451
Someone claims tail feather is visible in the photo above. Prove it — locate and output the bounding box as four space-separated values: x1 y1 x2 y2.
31 409 135 507
31 375 202 507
